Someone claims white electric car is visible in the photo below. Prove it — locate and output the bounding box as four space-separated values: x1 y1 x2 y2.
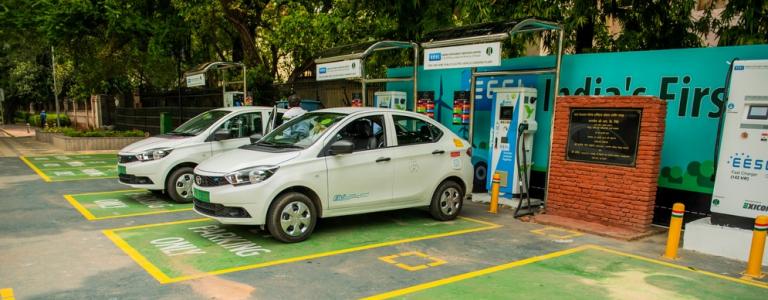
117 106 285 202
192 107 473 243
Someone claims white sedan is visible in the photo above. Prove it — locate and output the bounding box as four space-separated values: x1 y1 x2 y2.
192 107 473 243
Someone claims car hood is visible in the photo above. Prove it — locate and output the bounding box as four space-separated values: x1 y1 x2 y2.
196 149 300 175
119 135 194 154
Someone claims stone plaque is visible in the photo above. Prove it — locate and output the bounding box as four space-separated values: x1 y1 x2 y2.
566 108 642 166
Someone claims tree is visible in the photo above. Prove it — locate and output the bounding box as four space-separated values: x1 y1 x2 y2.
715 0 768 45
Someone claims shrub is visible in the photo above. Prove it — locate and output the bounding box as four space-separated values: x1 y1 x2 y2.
57 128 146 138
29 114 71 127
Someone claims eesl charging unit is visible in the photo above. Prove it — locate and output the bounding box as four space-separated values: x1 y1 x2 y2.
374 91 408 110
486 87 538 196
711 59 768 228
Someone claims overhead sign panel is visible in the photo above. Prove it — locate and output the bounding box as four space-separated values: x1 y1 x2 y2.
186 73 206 87
316 59 362 81
424 42 501 70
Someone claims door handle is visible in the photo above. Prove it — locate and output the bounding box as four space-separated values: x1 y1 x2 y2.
432 150 445 155
375 157 391 163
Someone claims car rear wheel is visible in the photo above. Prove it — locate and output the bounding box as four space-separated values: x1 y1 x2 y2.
429 180 464 221
166 167 195 203
267 192 317 243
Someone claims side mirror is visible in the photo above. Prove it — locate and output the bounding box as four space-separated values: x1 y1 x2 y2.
213 129 230 141
329 140 354 155
250 133 263 144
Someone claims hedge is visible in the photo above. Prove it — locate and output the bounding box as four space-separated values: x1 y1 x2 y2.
29 114 71 127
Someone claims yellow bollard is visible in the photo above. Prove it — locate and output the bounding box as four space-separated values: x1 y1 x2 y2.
744 215 767 279
489 173 500 214
663 203 685 259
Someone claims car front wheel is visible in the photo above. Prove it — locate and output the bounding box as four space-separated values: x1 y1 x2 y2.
165 167 195 203
267 192 317 243
429 180 464 221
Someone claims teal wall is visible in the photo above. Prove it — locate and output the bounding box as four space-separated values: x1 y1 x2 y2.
387 45 768 194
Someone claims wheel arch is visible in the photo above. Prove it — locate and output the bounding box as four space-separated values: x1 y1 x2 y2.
272 185 323 218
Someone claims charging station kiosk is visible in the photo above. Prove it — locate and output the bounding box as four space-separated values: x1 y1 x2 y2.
711 59 768 228
420 19 563 216
487 88 538 197
315 41 418 110
184 61 247 107
683 59 768 265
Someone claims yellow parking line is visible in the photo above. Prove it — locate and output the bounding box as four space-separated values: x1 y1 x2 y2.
103 230 173 283
362 245 592 300
67 189 145 197
585 245 768 289
105 217 502 284
63 192 193 221
63 195 97 220
19 156 51 182
0 288 14 300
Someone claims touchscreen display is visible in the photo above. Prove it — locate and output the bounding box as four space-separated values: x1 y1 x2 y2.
747 106 768 120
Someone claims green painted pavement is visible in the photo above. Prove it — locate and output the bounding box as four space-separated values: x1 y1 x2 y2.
23 154 117 181
110 211 495 281
394 248 766 300
66 190 192 220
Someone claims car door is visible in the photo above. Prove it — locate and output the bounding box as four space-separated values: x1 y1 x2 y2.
389 114 449 203
210 111 263 156
325 114 393 210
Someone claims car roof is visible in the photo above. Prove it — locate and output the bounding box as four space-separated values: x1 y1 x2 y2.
312 107 421 116
212 106 287 113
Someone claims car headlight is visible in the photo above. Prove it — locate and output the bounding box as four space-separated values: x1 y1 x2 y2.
224 166 279 186
136 148 173 162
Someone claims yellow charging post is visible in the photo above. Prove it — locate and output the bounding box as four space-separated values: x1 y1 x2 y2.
663 203 685 259
744 215 767 279
489 173 500 214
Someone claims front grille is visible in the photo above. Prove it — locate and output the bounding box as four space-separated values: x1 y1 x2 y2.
194 199 250 218
195 174 228 187
119 174 154 185
118 155 138 164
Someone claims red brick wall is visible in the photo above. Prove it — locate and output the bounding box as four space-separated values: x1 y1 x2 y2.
547 96 666 232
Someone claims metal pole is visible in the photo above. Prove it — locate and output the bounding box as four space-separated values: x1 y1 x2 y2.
413 43 419 112
468 67 478 143
51 46 61 127
0 88 4 125
242 65 247 105
543 28 565 206
361 63 367 106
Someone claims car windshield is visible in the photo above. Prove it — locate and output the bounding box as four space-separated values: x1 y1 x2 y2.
254 112 347 149
169 110 230 136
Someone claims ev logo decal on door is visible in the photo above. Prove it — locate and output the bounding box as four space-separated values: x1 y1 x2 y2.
409 160 420 173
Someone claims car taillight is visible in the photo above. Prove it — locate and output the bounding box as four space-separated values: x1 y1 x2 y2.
466 147 472 157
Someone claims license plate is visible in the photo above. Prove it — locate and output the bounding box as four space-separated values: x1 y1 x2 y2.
117 165 126 175
193 188 210 202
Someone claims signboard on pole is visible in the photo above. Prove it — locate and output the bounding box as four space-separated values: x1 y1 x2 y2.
316 59 362 81
424 42 501 70
186 74 206 87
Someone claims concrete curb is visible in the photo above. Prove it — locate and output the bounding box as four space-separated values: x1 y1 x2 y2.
0 127 15 137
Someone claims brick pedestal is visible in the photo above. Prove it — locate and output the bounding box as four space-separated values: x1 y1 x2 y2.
544 96 666 235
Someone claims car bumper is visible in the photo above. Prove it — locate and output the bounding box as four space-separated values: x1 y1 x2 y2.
117 160 165 190
191 182 270 225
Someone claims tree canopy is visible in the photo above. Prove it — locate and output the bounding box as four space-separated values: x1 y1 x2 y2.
0 0 764 114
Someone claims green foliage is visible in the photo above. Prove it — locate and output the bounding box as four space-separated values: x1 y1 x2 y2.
0 0 764 116
29 114 71 127
46 127 146 137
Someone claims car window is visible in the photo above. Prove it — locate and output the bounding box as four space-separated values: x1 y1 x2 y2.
255 112 347 149
170 110 230 136
393 115 443 146
217 112 262 139
331 115 386 152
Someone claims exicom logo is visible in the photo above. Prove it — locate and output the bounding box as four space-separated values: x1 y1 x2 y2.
319 67 327 74
428 53 442 61
728 153 768 171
